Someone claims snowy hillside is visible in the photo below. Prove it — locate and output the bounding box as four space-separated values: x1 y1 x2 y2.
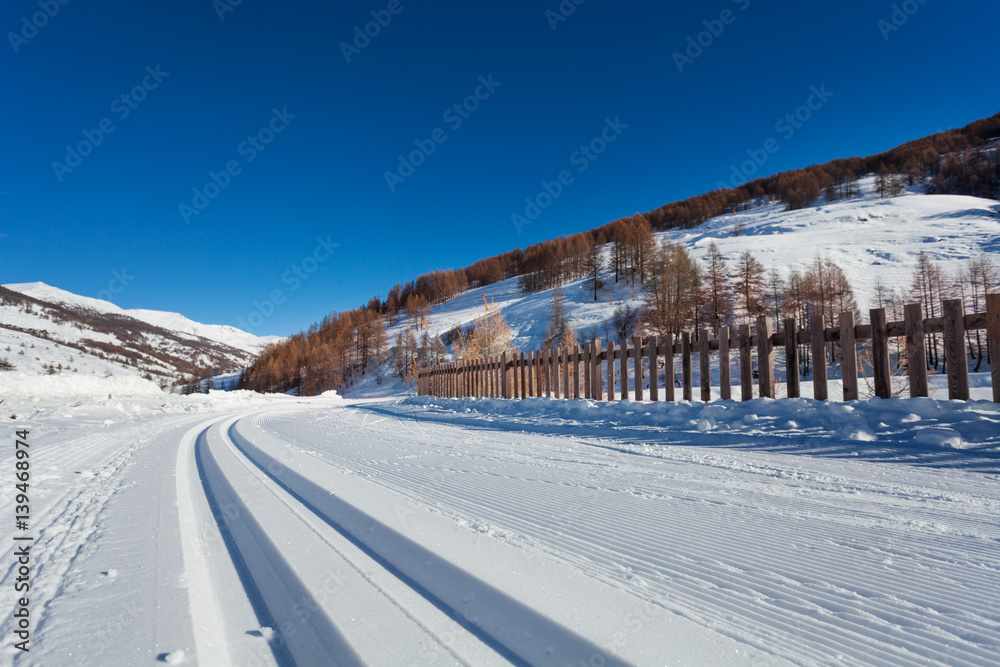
0 282 282 388
348 179 999 397
3 282 282 354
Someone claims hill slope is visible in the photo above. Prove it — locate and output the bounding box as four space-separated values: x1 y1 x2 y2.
349 179 1000 397
0 282 282 387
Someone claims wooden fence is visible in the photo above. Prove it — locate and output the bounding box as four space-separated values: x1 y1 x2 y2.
418 296 1000 404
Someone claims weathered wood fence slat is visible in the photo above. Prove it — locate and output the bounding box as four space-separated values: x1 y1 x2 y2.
417 296 1000 405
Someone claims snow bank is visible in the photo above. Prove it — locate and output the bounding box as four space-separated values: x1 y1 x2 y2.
403 395 1000 458
0 372 165 398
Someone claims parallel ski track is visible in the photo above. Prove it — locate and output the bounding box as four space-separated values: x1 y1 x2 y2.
255 407 1000 667
193 411 631 666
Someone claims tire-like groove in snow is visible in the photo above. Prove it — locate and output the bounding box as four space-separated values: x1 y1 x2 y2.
258 406 999 667
225 417 634 667
196 417 365 667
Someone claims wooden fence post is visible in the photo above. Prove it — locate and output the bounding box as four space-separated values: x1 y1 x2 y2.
870 308 891 399
664 335 675 402
607 341 617 401
700 329 711 402
548 348 556 398
942 299 970 400
987 293 1000 403
620 338 630 400
549 348 557 398
592 339 603 400
739 324 753 401
757 316 775 398
544 348 552 398
682 331 693 401
523 351 531 397
840 311 858 401
581 343 590 400
648 336 659 402
810 315 828 400
501 352 509 399
572 347 581 399
718 327 730 400
561 346 573 398
785 318 800 399
515 353 522 399
904 303 928 398
550 348 559 399
632 336 643 401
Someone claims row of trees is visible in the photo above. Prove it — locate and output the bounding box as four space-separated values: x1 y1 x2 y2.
367 115 1000 325
239 307 388 395
241 114 1000 395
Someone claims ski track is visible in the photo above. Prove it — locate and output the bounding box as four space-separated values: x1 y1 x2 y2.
0 428 150 656
5 395 999 665
252 404 1000 667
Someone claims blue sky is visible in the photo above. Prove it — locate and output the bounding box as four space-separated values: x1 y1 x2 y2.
2 0 998 336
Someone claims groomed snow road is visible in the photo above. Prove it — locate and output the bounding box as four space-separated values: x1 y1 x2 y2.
3 394 999 666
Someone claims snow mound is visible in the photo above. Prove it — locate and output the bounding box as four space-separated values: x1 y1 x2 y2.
0 372 165 398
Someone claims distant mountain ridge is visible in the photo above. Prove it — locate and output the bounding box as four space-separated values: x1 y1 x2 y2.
0 282 282 385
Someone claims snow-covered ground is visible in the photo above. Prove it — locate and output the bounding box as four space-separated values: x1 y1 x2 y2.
2 184 998 665
2 283 283 357
0 282 282 386
2 384 998 665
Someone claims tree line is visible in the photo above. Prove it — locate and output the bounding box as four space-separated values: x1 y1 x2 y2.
240 113 1000 395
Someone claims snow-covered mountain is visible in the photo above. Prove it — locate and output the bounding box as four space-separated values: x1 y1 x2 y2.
0 282 282 386
347 178 1000 397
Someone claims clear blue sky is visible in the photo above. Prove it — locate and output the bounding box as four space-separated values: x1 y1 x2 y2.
2 0 998 336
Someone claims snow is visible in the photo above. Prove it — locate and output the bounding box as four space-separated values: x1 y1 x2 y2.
0 282 281 387
362 180 999 381
2 185 999 664
2 389 997 665
3 282 283 355
0 371 165 398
